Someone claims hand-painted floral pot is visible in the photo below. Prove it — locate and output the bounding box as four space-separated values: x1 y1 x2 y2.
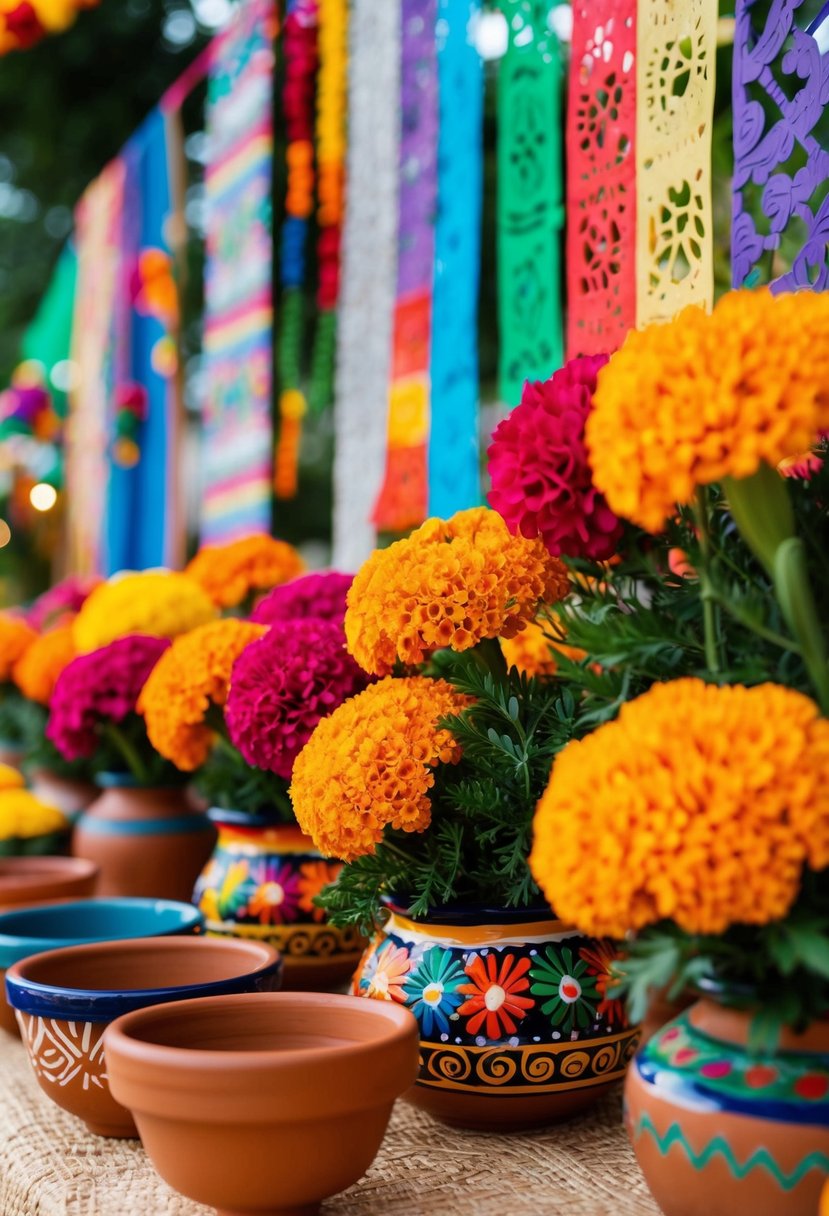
625 999 829 1216
72 775 216 903
193 810 364 991
351 904 640 1130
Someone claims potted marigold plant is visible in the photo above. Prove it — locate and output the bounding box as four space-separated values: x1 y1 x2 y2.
0 615 42 767
290 507 640 1130
521 289 829 1216
185 533 305 615
138 596 370 990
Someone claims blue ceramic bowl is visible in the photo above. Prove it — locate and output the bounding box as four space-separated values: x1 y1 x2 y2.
0 897 203 974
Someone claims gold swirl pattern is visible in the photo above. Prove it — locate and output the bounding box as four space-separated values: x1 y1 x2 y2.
205 920 363 961
418 1030 640 1095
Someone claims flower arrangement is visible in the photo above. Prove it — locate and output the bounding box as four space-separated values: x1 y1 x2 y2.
522 288 829 1042
0 0 98 56
72 571 217 653
12 624 76 706
185 535 305 612
225 618 370 780
47 635 175 785
345 506 570 675
251 570 353 626
290 506 581 928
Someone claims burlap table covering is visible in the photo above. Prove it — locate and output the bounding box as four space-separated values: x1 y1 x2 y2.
0 1032 661 1215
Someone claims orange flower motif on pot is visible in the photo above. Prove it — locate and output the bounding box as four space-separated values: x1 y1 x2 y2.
297 859 341 923
458 952 534 1040
363 942 410 1003
579 939 626 1027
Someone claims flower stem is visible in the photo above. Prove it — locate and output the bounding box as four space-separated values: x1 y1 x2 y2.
100 723 151 786
693 488 721 674
724 467 829 714
472 636 509 680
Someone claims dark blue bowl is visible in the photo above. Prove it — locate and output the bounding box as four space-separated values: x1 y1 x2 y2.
0 897 203 973
6 936 282 1022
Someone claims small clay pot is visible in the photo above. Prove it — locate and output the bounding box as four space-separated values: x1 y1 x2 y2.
7 937 282 1138
73 777 216 902
0 857 98 912
0 896 203 1037
105 991 420 1214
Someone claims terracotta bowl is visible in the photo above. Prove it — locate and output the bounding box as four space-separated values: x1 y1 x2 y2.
0 896 202 1037
7 937 282 1138
105 991 420 1215
0 857 99 912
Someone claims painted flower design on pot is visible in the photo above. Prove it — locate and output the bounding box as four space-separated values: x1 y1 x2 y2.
199 859 252 924
579 939 625 1026
458 952 534 1040
361 942 410 1003
529 943 600 1032
246 860 301 925
402 947 465 1037
297 860 341 923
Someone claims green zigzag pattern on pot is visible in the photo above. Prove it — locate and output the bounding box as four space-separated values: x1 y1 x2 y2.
633 1114 829 1190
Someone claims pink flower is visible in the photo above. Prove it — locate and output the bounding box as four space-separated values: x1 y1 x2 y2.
226 619 371 780
487 354 623 561
47 635 169 761
27 575 101 632
251 571 353 628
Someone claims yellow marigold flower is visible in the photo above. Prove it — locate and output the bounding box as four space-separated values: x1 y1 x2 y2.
185 535 306 610
290 676 472 860
501 616 587 677
0 615 37 682
12 624 76 704
73 571 217 653
0 789 67 841
586 289 829 532
138 619 267 771
345 507 570 676
530 678 829 938
0 764 24 790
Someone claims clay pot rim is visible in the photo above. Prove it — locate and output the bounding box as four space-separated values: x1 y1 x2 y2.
0 897 203 969
383 896 566 929
205 807 303 830
107 990 417 1075
94 771 190 791
6 937 281 1021
0 856 98 894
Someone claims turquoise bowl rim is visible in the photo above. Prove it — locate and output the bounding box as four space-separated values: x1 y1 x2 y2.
0 897 203 971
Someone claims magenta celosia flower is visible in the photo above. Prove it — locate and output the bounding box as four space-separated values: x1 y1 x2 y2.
47 635 170 761
487 354 623 561
27 575 101 632
226 619 371 780
251 571 354 627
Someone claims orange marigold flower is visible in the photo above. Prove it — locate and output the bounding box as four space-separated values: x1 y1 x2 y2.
501 616 587 677
138 619 267 771
345 507 570 676
289 676 472 860
530 678 829 938
12 624 76 704
586 289 829 532
0 614 37 682
73 571 217 653
186 535 305 610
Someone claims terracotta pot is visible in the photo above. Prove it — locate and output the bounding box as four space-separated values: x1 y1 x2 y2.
28 768 98 821
105 991 419 1214
641 984 695 1044
194 811 363 991
7 936 282 1138
0 896 202 1038
73 776 216 902
625 998 829 1215
351 904 641 1131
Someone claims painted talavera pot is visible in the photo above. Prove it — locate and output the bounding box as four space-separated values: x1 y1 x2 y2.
193 811 364 991
72 776 216 903
625 999 829 1216
351 904 641 1130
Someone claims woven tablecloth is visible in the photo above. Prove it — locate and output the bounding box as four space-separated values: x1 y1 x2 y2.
0 1032 661 1215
